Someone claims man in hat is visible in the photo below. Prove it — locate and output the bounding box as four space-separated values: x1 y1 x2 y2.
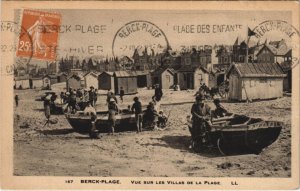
190 95 211 142
108 97 119 135
131 96 143 133
213 98 228 118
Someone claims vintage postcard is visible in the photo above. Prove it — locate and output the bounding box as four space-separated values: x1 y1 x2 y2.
0 1 299 190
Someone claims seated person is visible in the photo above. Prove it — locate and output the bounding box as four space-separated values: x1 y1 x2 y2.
157 111 168 128
143 102 159 129
213 98 228 118
83 102 96 116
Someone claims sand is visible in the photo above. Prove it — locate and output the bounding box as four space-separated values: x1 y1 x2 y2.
13 83 291 177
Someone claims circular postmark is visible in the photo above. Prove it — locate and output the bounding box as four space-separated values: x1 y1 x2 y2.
112 20 170 58
1 20 33 75
252 20 300 70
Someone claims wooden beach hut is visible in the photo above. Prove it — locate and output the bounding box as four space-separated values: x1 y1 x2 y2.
66 73 85 90
113 71 138 95
98 71 114 90
177 66 210 90
84 71 99 89
151 68 175 89
226 62 286 101
14 75 30 89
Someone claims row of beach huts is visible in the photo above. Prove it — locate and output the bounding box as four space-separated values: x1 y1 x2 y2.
14 62 290 101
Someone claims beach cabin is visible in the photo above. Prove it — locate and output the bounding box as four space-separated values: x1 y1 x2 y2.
66 73 85 90
135 70 152 88
151 68 175 89
113 71 138 95
84 71 99 89
42 74 58 88
29 77 43 89
57 72 68 83
177 66 210 90
226 62 286 101
98 72 114 90
14 75 30 89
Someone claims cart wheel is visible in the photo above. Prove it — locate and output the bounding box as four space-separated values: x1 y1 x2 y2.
217 138 226 155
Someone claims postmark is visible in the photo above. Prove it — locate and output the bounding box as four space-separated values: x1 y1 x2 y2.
16 9 61 61
1 20 33 75
112 20 170 58
252 20 300 70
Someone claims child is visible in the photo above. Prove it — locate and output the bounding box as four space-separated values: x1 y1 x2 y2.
157 111 168 128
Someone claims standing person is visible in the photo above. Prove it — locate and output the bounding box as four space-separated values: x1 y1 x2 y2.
190 95 211 144
119 87 125 103
15 94 19 107
68 90 77 113
131 97 143 133
106 89 112 105
89 86 95 106
60 92 65 104
43 95 51 127
154 84 163 102
108 98 119 135
93 89 98 106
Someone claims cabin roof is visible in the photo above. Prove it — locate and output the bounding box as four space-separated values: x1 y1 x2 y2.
114 71 137 77
227 62 286 78
152 67 175 76
177 65 209 73
14 75 30 81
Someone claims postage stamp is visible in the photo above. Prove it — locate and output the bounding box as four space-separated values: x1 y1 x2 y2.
16 9 61 61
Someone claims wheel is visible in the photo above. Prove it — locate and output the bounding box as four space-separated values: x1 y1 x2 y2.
217 138 227 155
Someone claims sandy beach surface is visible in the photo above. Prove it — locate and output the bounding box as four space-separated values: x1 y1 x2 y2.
13 83 291 177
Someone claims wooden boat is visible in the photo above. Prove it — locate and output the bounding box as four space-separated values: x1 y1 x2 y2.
65 109 137 133
187 114 283 155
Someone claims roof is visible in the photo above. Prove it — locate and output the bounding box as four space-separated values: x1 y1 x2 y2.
100 71 114 76
67 73 84 80
177 65 209 73
114 71 137 77
43 74 57 79
58 72 68 76
151 67 175 76
256 44 291 57
83 71 100 77
133 70 150 76
227 62 286 78
279 61 292 72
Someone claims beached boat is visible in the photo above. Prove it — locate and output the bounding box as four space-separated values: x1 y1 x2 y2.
65 109 137 133
187 114 283 155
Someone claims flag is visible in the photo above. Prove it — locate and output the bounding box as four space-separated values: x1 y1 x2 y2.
248 27 256 36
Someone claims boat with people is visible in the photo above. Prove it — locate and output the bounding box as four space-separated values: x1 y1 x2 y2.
66 108 145 133
186 113 283 155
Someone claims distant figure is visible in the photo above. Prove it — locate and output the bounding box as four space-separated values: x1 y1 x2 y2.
89 86 95 106
60 92 65 104
43 95 52 126
93 89 98 106
119 87 125 103
15 95 19 107
106 89 112 105
152 96 161 112
154 84 163 102
108 98 119 135
68 90 77 113
131 97 143 133
213 99 228 118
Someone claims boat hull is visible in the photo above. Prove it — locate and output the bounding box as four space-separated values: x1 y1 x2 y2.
187 115 283 155
66 112 137 134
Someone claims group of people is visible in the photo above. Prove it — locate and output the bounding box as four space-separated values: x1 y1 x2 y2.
61 86 98 113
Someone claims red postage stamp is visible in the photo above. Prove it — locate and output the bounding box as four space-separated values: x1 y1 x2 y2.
16 9 61 61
